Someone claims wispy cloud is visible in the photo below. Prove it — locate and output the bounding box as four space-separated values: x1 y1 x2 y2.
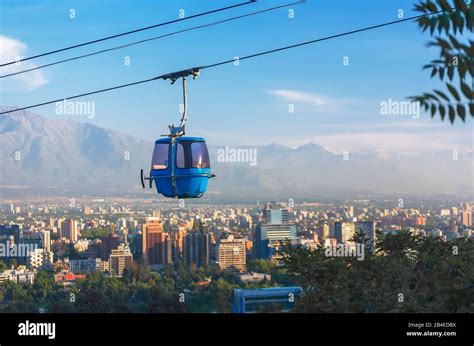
267 89 368 115
0 35 47 91
269 89 328 107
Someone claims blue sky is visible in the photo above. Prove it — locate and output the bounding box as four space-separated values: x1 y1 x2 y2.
0 0 472 152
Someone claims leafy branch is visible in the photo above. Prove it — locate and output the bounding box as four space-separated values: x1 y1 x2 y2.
409 0 473 123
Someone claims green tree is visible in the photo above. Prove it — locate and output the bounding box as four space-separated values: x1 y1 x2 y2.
80 227 111 239
247 259 275 273
148 283 186 313
280 230 474 312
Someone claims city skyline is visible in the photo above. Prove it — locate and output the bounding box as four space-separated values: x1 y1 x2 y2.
1 198 472 277
0 194 473 321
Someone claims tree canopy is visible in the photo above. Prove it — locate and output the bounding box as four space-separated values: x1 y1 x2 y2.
280 230 474 312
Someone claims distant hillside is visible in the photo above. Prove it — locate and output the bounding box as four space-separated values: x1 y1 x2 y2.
0 106 472 201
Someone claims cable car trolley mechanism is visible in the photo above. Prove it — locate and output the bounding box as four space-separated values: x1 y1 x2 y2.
140 67 215 199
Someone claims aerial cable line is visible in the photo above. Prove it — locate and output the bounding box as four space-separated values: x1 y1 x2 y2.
201 8 450 69
0 0 257 67
0 8 448 116
0 1 305 79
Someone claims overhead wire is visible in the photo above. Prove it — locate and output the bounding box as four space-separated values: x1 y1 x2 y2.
0 0 257 67
0 7 450 116
0 1 305 79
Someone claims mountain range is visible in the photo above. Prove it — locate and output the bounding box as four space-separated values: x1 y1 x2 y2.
0 106 472 201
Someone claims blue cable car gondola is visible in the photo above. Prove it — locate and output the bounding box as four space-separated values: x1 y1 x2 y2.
140 68 215 198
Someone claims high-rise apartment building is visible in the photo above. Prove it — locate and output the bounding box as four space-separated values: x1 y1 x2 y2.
0 224 21 243
334 222 356 244
264 202 290 224
61 219 78 242
218 235 246 273
42 230 51 252
254 203 297 259
318 223 330 239
461 211 472 227
109 244 133 277
142 217 171 265
100 233 120 260
169 224 187 262
355 221 377 246
183 230 210 267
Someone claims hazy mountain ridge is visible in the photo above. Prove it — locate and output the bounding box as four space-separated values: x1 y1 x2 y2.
0 106 472 200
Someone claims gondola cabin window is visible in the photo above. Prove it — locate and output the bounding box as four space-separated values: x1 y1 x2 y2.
176 140 210 169
151 142 169 170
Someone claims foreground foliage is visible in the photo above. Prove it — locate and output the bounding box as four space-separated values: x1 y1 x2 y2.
281 230 474 312
0 260 294 313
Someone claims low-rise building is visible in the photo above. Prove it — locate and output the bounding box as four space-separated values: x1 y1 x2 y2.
54 270 86 286
27 248 54 270
237 272 271 284
69 258 107 273
0 266 36 284
233 286 302 313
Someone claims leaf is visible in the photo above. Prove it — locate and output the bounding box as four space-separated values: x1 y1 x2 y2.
436 37 452 50
470 103 474 117
446 83 461 101
430 17 437 34
439 105 446 120
457 104 466 121
448 66 455 80
439 67 445 80
418 16 431 31
458 59 467 79
462 42 474 57
431 67 438 77
466 8 473 30
438 17 444 33
424 92 440 101
427 1 438 12
437 0 452 12
443 14 450 32
431 103 437 118
453 0 464 11
457 15 464 33
434 89 450 101
460 80 472 100
448 34 461 49
450 12 458 33
414 4 428 13
439 48 452 60
448 105 456 123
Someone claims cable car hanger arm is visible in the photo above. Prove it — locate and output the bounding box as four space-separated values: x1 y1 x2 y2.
161 67 201 137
